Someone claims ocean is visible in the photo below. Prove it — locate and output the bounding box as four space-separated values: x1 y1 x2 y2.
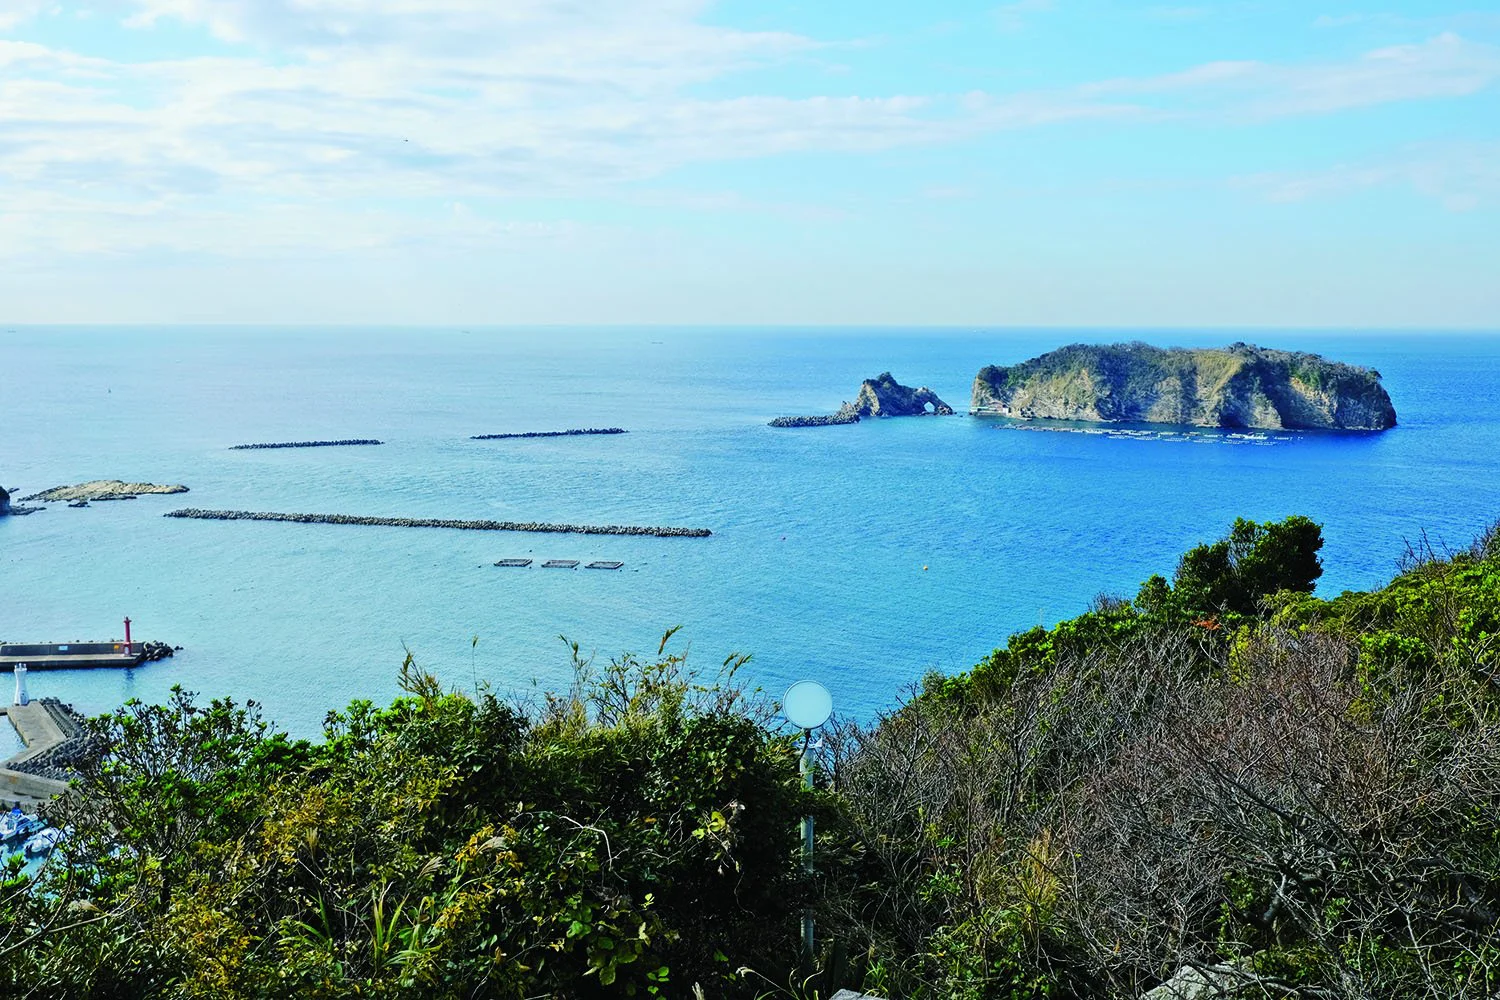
3 327 1498 736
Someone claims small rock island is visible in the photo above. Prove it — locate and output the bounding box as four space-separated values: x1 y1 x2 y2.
0 483 10 515
23 481 191 503
772 372 954 427
971 343 1396 431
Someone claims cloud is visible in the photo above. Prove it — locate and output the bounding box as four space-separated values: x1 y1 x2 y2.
1235 141 1500 211
0 2 53 31
1086 32 1500 116
2 4 1498 264
1144 6 1211 23
994 0 1056 33
1314 11 1500 32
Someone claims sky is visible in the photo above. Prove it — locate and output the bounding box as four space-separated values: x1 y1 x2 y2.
1 1 1497 327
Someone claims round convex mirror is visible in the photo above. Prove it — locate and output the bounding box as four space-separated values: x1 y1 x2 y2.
783 680 833 731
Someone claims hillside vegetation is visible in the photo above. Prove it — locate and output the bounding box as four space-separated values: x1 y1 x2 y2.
4 518 1499 999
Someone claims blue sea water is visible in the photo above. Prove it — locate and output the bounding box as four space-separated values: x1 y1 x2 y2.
2 327 1498 737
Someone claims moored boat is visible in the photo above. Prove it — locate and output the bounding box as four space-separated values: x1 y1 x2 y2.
0 807 45 843
23 826 66 857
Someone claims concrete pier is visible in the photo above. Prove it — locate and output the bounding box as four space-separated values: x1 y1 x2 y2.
0 704 72 803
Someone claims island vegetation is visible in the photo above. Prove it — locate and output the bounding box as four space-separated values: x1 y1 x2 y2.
971 343 1397 431
5 515 1499 998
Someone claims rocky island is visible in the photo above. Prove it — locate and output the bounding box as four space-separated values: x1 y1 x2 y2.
971 343 1396 431
771 372 954 427
23 481 191 503
0 483 45 516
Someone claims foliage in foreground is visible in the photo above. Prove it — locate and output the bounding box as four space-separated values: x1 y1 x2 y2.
824 518 1500 998
2 636 805 999
3 517 1500 999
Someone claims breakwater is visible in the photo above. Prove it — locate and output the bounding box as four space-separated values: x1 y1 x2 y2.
769 414 859 428
471 428 627 440
165 508 712 538
230 439 383 450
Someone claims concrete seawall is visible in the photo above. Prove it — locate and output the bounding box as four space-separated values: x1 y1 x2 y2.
165 508 713 538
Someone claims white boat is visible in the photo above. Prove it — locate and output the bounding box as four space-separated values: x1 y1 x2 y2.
0 808 44 843
23 826 65 857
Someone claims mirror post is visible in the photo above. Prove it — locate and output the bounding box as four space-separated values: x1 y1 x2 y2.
782 680 832 973
801 728 814 966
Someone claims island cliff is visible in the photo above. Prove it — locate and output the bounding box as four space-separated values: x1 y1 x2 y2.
971 343 1396 431
771 372 953 427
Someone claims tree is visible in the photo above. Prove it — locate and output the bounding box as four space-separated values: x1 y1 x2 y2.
1173 515 1323 615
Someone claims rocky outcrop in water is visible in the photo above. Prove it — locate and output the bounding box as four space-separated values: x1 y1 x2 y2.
472 428 627 440
23 481 190 502
848 372 955 417
166 508 712 538
0 484 43 516
771 373 953 427
230 440 383 450
971 343 1397 431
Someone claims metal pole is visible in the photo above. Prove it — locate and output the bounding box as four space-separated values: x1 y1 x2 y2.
801 729 814 966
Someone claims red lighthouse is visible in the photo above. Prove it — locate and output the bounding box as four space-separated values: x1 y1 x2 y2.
123 617 133 656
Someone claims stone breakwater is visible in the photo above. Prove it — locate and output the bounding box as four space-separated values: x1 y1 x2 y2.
471 428 627 440
231 439 384 450
769 414 860 428
165 508 712 538
7 698 97 781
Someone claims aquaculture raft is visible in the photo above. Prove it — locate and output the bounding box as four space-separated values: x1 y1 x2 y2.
542 560 580 569
586 561 624 570
494 559 534 568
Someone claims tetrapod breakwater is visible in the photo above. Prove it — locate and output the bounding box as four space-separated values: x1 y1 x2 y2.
470 428 627 440
230 440 384 450
164 508 712 538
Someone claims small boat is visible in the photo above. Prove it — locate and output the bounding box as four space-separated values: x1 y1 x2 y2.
23 826 66 857
0 808 44 843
